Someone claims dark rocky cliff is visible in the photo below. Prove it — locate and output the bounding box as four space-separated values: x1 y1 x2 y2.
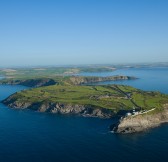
111 104 168 133
2 97 114 118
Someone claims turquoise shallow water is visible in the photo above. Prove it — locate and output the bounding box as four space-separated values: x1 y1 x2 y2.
0 67 168 162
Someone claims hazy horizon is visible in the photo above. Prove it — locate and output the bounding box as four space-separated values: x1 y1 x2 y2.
0 62 168 69
1 0 168 66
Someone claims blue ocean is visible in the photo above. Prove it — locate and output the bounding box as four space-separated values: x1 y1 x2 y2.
0 67 168 162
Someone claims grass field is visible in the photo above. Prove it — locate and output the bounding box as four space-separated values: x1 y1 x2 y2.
10 84 168 113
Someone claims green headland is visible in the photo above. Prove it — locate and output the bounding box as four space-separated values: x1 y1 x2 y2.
3 84 168 116
1 66 168 133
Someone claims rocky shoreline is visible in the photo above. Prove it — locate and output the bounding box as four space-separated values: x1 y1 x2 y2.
110 105 168 133
3 96 168 134
2 98 114 118
68 76 137 85
0 75 137 87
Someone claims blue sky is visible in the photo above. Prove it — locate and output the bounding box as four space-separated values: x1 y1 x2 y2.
0 0 168 66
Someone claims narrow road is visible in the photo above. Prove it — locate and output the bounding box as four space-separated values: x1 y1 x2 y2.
113 85 141 110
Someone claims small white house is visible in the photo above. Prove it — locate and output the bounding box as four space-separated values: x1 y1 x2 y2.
126 112 132 116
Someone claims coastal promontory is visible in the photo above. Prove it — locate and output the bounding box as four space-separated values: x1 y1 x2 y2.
2 84 168 133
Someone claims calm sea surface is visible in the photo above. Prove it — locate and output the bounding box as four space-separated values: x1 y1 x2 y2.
0 67 168 162
80 67 168 94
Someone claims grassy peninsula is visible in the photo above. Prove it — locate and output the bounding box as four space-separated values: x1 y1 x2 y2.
1 66 168 133
3 84 168 116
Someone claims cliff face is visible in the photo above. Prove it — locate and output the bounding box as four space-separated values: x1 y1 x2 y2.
68 76 136 85
0 76 136 87
111 105 168 133
2 98 114 118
